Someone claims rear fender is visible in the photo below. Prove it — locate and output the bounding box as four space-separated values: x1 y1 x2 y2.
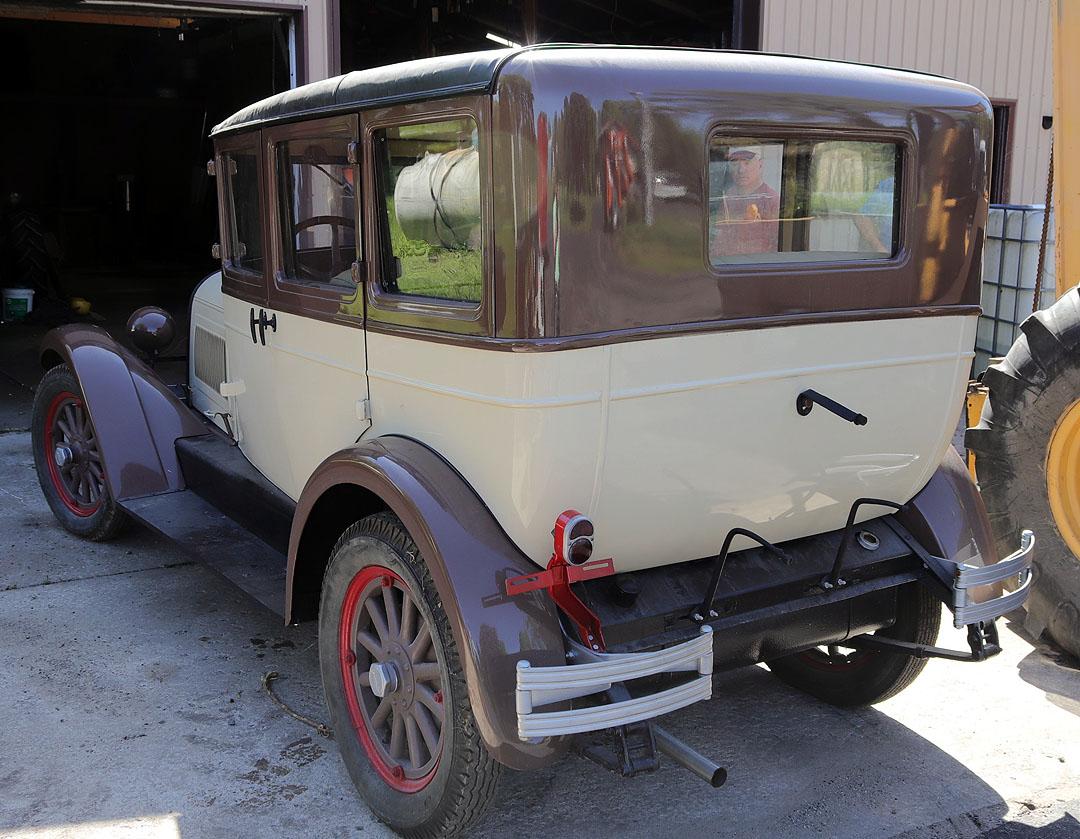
40 324 207 500
897 445 1000 603
288 435 569 770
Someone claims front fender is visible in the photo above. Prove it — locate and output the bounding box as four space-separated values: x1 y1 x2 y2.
40 324 207 500
288 436 569 771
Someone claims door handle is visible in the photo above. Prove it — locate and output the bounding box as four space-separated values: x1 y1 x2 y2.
257 309 277 346
249 307 258 344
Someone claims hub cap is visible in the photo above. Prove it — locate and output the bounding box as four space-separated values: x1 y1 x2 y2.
1046 399 1080 561
339 565 445 792
44 391 105 517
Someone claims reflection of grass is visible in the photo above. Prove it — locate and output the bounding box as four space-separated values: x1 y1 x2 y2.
384 196 481 302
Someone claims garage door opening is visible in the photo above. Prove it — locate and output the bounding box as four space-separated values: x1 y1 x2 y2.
0 9 291 343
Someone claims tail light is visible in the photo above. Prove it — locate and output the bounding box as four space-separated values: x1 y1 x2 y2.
554 510 594 566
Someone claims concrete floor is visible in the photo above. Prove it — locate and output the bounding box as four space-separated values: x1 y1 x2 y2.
1 428 1079 839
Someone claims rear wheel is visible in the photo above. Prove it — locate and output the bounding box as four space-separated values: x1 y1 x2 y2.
966 288 1080 660
31 364 127 540
318 513 499 837
766 583 941 707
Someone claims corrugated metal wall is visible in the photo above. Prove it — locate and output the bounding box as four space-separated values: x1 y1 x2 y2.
761 0 1053 205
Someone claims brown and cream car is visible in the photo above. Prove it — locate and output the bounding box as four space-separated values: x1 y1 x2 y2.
32 45 1034 837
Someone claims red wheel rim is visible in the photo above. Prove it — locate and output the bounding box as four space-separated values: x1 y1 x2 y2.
339 565 445 792
43 391 105 517
798 643 877 672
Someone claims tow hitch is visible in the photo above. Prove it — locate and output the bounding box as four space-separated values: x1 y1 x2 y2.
847 619 1002 662
580 685 727 788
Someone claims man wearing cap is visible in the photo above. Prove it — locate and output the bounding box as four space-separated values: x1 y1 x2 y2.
710 145 780 260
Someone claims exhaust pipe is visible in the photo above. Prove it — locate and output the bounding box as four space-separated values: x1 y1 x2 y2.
653 725 727 788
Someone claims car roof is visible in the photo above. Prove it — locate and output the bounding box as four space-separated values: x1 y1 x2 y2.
211 43 957 137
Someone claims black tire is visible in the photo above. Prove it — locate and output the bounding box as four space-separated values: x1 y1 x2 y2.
319 512 500 838
4 209 62 299
765 583 941 707
966 288 1080 660
31 364 128 541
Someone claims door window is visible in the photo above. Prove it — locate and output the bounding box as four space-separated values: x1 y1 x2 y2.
276 137 358 288
223 149 263 275
373 118 482 303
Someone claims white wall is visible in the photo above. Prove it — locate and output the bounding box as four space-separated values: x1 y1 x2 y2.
761 0 1054 205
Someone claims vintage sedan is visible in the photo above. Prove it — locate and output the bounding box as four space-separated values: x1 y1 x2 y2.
32 45 1033 837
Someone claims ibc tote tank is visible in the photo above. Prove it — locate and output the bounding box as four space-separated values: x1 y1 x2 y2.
394 148 481 249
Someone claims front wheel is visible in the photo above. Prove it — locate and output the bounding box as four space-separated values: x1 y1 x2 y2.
318 513 500 838
31 364 127 541
766 583 941 707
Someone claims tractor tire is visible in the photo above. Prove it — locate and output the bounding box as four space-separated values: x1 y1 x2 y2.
966 287 1080 660
4 209 62 299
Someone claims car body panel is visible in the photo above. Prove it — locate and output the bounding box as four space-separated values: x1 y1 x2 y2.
287 435 569 770
365 315 976 571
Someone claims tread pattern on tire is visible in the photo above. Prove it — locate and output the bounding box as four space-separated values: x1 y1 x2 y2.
325 513 501 838
965 287 1080 659
5 210 60 298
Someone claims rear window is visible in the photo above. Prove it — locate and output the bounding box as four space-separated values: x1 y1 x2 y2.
222 150 263 274
708 136 901 266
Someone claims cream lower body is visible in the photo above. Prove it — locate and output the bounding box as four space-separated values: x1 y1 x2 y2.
367 315 975 571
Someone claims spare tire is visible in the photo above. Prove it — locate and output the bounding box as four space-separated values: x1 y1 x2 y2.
966 287 1080 660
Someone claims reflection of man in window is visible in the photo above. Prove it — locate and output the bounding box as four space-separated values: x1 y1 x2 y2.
711 145 780 260
854 176 894 254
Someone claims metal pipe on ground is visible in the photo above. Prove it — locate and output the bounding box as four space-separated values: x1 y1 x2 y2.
653 725 727 788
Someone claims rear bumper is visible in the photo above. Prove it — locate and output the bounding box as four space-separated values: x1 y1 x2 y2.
950 529 1034 627
516 627 713 740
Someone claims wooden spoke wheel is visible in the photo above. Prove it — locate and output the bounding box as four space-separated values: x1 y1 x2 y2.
319 513 500 837
32 364 127 541
339 565 446 792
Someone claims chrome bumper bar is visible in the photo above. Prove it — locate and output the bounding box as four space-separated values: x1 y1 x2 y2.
950 529 1035 627
515 626 713 740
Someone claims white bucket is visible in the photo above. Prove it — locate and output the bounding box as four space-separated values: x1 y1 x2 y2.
1 287 34 321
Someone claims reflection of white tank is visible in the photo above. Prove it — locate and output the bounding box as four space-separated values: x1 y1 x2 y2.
394 148 481 248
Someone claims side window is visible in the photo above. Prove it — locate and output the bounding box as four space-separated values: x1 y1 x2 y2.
276 138 358 287
223 150 263 274
708 136 900 266
373 118 482 304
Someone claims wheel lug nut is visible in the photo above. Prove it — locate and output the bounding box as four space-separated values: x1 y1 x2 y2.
344 650 356 665
391 765 404 780
433 690 443 704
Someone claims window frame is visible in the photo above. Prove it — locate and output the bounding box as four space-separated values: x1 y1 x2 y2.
702 124 913 277
361 96 493 338
265 114 364 325
214 130 268 306
989 99 1014 205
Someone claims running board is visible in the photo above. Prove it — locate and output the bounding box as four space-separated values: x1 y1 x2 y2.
120 490 287 617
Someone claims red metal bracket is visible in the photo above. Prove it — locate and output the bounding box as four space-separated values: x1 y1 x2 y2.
505 556 615 651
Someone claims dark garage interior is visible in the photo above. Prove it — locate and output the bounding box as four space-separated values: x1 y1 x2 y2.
0 0 758 427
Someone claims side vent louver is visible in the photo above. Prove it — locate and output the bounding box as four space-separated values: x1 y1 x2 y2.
193 325 227 392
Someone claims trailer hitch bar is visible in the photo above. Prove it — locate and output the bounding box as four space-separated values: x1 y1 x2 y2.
847 620 1001 662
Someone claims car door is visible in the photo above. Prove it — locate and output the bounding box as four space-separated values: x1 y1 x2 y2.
214 131 293 494
261 115 370 499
